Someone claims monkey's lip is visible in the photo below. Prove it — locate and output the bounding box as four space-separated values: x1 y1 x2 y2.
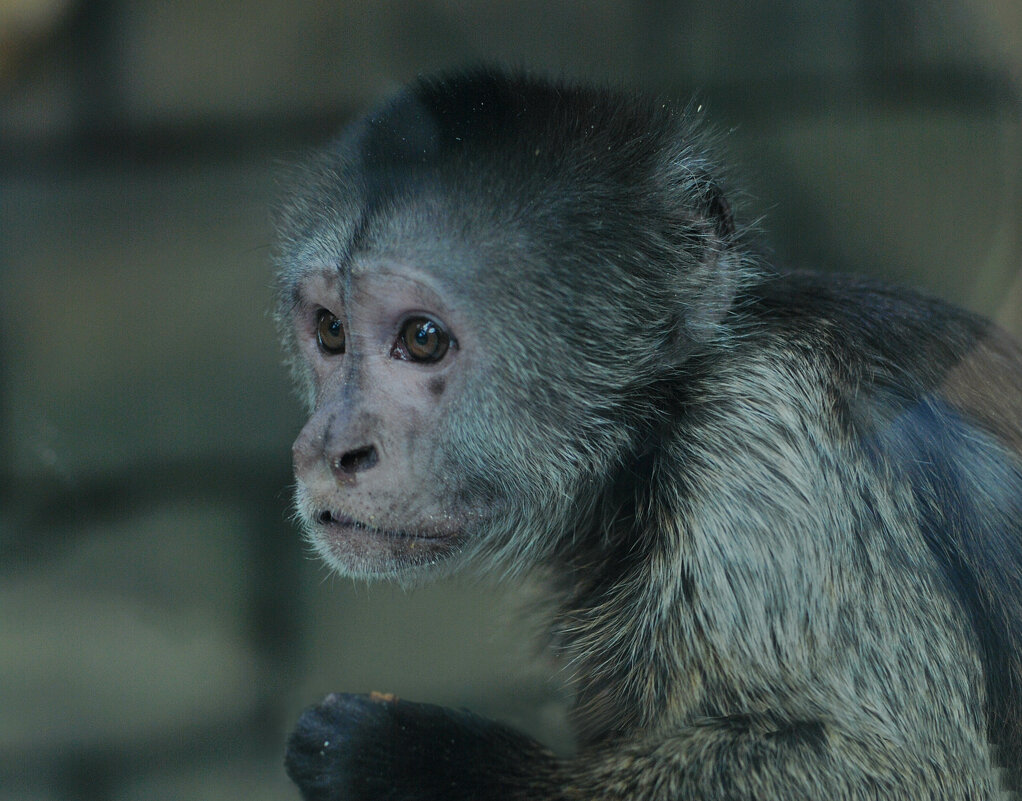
314 510 454 540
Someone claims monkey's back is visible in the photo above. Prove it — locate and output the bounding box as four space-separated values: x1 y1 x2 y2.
736 270 1022 773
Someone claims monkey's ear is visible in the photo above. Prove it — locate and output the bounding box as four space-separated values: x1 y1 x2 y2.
702 183 735 240
672 182 741 349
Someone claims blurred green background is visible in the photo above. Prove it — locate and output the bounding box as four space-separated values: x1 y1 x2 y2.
1 1 1019 799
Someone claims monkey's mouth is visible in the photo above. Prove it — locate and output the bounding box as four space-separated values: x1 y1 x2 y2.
301 503 465 573
314 510 452 541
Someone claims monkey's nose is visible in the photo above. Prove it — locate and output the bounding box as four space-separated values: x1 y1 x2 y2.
330 445 379 477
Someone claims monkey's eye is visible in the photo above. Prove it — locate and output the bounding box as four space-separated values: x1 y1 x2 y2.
395 317 450 363
315 310 346 354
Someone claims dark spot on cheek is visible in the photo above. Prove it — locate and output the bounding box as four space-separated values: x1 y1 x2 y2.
427 377 446 397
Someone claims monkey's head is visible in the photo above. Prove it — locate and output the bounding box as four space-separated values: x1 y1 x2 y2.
275 68 745 580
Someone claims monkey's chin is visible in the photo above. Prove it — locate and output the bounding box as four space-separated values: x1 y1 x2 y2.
304 511 463 579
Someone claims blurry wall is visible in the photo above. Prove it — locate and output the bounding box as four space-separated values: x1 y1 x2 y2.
1 2 1019 799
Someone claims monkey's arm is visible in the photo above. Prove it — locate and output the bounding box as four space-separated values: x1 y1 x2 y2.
285 693 561 801
286 694 1001 801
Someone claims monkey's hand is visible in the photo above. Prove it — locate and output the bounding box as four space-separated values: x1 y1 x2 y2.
285 692 561 801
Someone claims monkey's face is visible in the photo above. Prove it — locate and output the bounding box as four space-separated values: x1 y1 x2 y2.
284 260 479 579
279 228 648 580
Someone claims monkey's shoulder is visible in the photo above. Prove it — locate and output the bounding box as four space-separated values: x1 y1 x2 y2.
716 269 1022 512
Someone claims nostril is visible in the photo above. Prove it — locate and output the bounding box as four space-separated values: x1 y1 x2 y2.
332 445 379 475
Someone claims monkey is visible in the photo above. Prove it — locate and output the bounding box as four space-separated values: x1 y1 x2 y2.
274 67 1022 800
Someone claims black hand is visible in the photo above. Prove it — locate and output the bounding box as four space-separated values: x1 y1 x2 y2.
285 693 559 801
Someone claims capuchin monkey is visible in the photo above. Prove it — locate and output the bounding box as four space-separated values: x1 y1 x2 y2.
275 67 1022 799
